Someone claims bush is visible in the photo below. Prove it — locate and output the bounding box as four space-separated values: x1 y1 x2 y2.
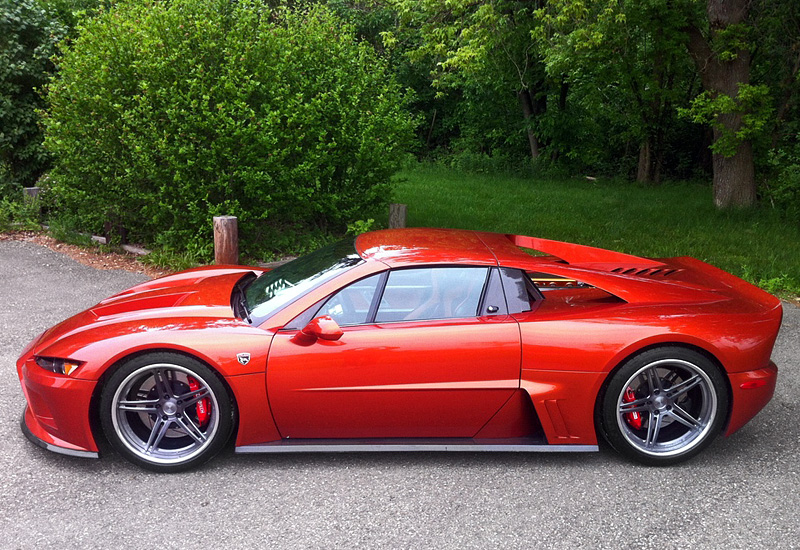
43 0 415 257
762 148 800 226
0 0 66 191
0 195 40 230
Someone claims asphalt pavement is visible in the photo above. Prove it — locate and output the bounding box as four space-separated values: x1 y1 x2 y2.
1 239 798 549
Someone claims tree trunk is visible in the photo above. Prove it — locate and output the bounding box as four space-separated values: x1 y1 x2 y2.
636 136 663 184
518 89 540 160
686 0 755 208
636 140 653 183
712 125 755 207
550 80 570 162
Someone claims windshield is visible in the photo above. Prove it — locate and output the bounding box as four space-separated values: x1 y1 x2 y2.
245 239 362 324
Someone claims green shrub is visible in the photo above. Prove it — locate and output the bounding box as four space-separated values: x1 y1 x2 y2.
140 248 202 273
0 0 66 191
762 148 800 227
43 0 415 258
46 210 92 246
0 195 40 230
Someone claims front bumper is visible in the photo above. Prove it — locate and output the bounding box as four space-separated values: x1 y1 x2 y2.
21 407 98 458
725 361 778 436
17 354 100 458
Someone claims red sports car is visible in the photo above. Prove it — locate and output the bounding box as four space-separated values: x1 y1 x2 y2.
17 228 782 471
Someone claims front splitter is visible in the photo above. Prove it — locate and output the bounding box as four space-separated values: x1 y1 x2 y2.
20 409 99 459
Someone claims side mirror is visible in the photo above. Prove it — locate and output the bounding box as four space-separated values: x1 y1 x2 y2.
301 315 344 341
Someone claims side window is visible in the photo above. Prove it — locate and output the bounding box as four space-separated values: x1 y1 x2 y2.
479 268 508 316
500 268 537 314
375 267 489 323
316 273 382 326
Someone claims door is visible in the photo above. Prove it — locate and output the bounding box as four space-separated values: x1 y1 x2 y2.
266 267 521 439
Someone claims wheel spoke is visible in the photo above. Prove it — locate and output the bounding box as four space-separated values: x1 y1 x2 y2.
666 374 701 400
619 396 649 413
668 404 701 430
645 412 663 448
645 367 663 394
118 398 159 413
153 369 174 398
177 387 210 408
144 417 172 454
174 414 206 444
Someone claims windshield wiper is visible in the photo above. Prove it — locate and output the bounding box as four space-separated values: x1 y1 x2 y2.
238 288 252 324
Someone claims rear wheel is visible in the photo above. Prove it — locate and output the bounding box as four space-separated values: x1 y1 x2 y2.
100 352 234 472
599 347 728 465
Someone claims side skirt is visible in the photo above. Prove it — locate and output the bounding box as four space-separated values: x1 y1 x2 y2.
235 437 598 454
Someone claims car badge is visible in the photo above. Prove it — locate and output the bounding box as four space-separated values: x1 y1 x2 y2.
236 353 251 365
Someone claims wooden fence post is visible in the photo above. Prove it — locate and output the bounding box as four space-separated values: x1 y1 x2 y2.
213 216 238 265
389 203 407 229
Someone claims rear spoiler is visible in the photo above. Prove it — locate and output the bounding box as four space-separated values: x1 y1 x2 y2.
502 235 780 308
507 234 664 269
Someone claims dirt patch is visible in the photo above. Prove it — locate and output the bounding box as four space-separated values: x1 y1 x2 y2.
1 231 170 279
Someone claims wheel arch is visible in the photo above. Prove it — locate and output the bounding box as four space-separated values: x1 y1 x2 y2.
592 341 734 440
87 347 240 453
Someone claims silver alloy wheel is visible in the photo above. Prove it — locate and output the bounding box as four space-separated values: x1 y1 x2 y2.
615 358 717 457
110 363 220 465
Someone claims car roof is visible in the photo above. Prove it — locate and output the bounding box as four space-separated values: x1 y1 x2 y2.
354 228 663 269
355 228 506 267
353 228 782 309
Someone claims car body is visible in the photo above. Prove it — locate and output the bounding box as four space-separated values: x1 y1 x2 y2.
17 228 782 471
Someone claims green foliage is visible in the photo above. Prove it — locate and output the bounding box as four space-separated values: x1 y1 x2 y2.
0 0 66 190
762 148 800 226
0 195 40 230
46 210 92 245
711 23 751 62
681 84 773 157
741 265 799 298
385 0 550 160
140 248 202 272
43 0 415 258
41 0 108 33
346 218 376 235
533 0 700 180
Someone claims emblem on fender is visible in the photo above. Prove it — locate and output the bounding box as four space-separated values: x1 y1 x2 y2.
237 353 251 365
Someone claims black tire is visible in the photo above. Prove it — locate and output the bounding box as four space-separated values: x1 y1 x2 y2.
598 347 728 466
100 352 234 473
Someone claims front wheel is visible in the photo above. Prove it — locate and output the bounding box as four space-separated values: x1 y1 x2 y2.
100 352 234 472
598 347 728 465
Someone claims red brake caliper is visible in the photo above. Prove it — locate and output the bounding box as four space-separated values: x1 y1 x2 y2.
187 376 210 428
623 387 643 430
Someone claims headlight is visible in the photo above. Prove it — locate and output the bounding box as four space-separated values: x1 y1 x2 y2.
35 356 83 376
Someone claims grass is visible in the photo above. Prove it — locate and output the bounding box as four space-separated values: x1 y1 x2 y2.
392 165 800 297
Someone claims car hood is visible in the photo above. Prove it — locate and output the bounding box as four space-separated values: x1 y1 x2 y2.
32 266 261 357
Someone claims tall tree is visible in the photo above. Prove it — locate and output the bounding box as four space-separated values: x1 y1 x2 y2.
534 0 695 183
685 0 759 207
751 0 800 149
386 0 551 160
0 0 66 189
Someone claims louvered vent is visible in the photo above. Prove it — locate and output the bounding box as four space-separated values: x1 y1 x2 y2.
610 267 680 277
